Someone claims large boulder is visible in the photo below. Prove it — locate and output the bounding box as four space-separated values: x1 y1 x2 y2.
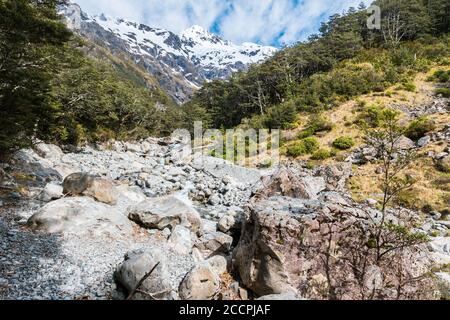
206 255 228 275
178 264 220 300
218 214 237 233
114 249 173 300
27 197 133 237
254 168 325 200
234 200 299 296
191 156 262 185
63 173 118 205
315 162 352 192
394 135 415 150
62 172 94 195
428 237 450 265
234 193 435 299
83 178 118 205
128 196 202 234
34 143 64 162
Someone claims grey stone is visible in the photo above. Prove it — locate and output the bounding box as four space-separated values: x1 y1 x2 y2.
206 255 228 275
28 197 133 237
168 225 193 255
115 185 147 213
436 156 450 173
196 230 233 254
208 194 222 206
162 227 172 238
178 264 220 300
39 183 63 202
128 196 202 234
34 143 64 162
394 136 415 150
417 136 431 148
114 249 172 300
191 156 262 185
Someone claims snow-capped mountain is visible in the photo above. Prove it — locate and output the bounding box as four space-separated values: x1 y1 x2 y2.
61 3 277 103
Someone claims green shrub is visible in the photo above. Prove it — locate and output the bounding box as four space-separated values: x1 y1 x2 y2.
286 143 307 157
332 136 355 150
311 149 336 160
435 88 450 98
405 117 436 140
437 72 449 83
302 137 320 153
263 100 298 129
430 70 450 83
391 47 416 67
356 105 384 128
401 82 416 92
298 115 333 139
286 137 320 157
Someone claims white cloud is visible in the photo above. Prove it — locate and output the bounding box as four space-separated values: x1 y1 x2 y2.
74 0 373 46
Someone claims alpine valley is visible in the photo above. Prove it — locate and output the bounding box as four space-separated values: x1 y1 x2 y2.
1 0 450 303
60 2 277 104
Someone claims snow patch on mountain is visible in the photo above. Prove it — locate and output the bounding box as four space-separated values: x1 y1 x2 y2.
90 15 277 72
60 3 277 103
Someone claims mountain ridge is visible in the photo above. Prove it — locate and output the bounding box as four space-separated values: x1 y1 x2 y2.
61 2 277 104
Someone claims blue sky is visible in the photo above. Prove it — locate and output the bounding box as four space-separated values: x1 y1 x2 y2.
75 0 373 47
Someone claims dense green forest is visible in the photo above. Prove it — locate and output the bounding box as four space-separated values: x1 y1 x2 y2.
185 0 450 129
0 0 183 158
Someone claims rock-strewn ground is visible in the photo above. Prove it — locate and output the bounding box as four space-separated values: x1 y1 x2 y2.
0 139 261 300
0 137 449 300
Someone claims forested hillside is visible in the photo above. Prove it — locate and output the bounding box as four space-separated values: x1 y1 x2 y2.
185 0 450 129
0 0 183 158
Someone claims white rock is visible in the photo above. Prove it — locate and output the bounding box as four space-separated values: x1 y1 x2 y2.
192 248 205 263
206 255 228 275
191 156 262 185
168 167 186 177
115 185 147 213
168 225 193 255
208 194 222 206
429 237 450 265
128 196 203 234
162 227 172 238
28 197 133 237
217 214 235 233
39 183 63 202
34 143 64 162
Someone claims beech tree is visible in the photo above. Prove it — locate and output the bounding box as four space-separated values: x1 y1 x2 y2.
0 0 71 157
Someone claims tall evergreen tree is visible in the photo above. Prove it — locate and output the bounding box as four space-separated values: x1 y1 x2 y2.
0 0 71 157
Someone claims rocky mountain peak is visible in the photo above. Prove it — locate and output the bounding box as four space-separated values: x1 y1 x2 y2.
181 25 210 38
181 25 228 46
59 2 277 104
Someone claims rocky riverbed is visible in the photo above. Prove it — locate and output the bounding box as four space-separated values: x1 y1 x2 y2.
0 138 449 300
